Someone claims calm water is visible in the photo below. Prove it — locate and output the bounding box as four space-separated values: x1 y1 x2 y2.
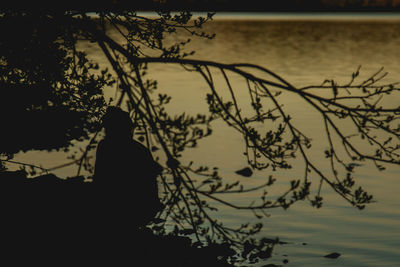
14 13 400 266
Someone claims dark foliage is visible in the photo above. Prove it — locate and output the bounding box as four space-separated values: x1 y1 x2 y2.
0 12 113 154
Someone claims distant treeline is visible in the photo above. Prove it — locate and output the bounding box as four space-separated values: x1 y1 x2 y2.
5 0 400 12
100 0 400 12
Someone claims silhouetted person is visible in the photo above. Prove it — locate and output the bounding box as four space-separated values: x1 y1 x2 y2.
93 106 163 230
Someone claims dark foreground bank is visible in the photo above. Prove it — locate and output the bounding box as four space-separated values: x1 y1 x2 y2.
0 170 234 266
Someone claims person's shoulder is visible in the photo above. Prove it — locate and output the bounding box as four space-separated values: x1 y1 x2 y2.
95 138 118 155
130 139 151 153
131 139 152 157
96 138 113 151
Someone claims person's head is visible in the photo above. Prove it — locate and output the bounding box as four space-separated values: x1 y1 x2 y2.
101 106 134 139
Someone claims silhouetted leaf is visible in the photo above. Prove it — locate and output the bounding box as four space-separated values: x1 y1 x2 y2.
150 218 166 224
235 167 253 177
324 252 341 259
179 228 196 235
167 157 180 169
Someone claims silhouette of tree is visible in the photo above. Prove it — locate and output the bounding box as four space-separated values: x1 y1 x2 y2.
1 10 399 265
